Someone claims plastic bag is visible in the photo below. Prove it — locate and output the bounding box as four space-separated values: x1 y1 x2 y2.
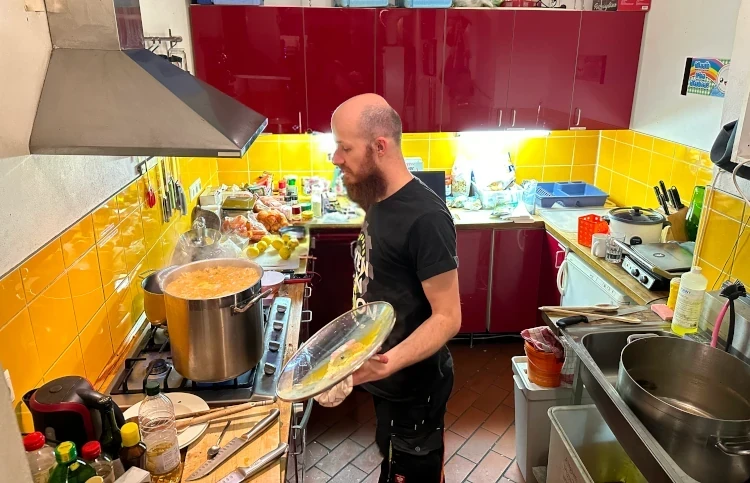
257 209 289 233
451 157 472 197
222 214 269 243
172 219 242 266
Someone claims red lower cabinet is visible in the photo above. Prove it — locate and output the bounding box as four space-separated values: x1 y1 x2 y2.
456 230 492 334
489 228 544 333
538 232 566 310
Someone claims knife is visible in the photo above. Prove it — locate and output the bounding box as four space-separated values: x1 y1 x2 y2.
653 186 669 214
185 408 281 481
670 186 684 209
216 442 289 483
587 305 647 323
658 180 670 206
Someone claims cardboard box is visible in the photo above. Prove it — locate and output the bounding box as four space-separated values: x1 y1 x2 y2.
618 0 651 11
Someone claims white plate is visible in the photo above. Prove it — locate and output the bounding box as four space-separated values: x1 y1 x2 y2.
123 393 209 449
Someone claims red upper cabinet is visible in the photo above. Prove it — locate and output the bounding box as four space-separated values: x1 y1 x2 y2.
570 12 646 130
441 10 515 132
190 6 306 134
375 9 445 133
456 229 492 334
506 10 581 131
304 8 377 133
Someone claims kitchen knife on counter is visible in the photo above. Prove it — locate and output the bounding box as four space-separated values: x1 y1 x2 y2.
185 408 281 481
659 180 670 206
653 186 670 214
670 186 684 209
216 442 289 483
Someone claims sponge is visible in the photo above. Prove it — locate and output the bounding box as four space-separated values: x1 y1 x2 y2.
651 304 674 321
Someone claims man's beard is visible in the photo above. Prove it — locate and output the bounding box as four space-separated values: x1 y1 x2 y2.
343 145 387 212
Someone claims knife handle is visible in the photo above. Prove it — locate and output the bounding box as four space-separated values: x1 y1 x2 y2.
241 408 280 443
238 442 289 481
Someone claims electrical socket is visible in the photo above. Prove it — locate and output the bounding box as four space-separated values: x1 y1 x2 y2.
4 370 13 402
189 179 202 201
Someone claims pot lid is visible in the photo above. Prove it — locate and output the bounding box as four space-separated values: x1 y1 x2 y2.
276 302 396 402
609 206 665 225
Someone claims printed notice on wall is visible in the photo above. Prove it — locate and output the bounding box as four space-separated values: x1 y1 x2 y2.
681 57 730 98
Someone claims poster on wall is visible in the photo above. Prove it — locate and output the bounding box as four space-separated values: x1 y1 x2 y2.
681 57 730 98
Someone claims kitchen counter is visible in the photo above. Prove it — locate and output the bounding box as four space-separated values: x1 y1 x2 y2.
538 212 670 306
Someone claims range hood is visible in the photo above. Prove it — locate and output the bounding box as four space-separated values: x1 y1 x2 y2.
30 0 268 158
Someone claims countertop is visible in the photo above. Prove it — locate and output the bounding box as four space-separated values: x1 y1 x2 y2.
538 211 670 306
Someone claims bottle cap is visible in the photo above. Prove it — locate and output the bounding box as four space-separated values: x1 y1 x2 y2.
121 422 142 447
81 441 102 460
23 432 45 452
86 477 105 483
692 266 702 273
145 380 161 396
55 441 77 464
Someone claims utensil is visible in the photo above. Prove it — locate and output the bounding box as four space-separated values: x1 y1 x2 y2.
555 315 588 329
216 442 289 483
276 302 396 402
176 400 275 431
261 270 285 295
540 304 620 313
145 174 156 209
162 258 271 382
123 393 209 449
617 336 750 482
176 407 225 421
185 408 280 481
540 308 640 323
653 186 669 214
670 186 684 209
177 182 188 216
208 421 231 459
658 180 670 207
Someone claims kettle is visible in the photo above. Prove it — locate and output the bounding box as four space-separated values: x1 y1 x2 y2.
23 376 125 449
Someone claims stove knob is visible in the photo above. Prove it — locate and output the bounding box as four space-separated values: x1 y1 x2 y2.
277 305 287 314
264 362 276 375
269 340 281 352
273 321 283 331
631 268 640 277
640 275 649 284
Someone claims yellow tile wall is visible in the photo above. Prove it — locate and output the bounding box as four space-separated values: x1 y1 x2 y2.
0 156 218 431
595 130 714 208
217 131 601 186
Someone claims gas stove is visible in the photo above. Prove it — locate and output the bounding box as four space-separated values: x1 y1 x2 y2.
107 296 292 409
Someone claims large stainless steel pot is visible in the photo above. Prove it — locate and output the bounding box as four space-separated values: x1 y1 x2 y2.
618 336 750 482
161 258 271 382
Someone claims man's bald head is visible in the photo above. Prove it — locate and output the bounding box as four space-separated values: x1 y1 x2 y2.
332 94 402 146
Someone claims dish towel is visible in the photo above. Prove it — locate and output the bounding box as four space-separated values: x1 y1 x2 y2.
520 327 574 387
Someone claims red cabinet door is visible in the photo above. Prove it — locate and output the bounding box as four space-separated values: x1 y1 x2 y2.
570 12 646 130
304 8 376 133
537 231 566 310
441 10 515 132
456 229 492 334
507 10 581 131
375 9 445 133
190 6 306 134
489 229 544 333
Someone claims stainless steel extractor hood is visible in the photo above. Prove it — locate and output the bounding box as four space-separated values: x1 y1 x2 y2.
30 0 268 158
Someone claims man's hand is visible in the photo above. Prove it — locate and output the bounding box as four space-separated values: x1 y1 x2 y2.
351 353 390 386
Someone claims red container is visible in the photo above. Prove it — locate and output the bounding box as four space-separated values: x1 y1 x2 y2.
577 214 609 247
618 0 651 11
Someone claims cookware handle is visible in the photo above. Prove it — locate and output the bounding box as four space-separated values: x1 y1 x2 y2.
715 438 750 456
139 269 158 280
236 442 289 480
626 333 660 344
233 289 273 314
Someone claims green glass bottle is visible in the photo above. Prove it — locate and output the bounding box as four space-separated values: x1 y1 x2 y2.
685 186 706 242
49 442 97 483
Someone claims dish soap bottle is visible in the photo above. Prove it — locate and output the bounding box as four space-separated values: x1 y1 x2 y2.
138 381 181 482
671 266 708 336
49 442 96 483
23 431 56 483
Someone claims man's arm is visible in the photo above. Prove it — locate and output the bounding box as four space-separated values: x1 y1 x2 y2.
352 268 461 385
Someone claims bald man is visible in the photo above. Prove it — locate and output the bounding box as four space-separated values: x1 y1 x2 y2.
325 94 461 482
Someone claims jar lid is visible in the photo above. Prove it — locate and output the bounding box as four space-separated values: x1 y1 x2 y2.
55 441 76 464
145 380 161 396
23 431 45 452
81 441 101 460
86 477 105 483
608 206 665 225
121 422 141 447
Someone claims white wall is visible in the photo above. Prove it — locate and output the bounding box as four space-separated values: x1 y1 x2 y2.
0 368 33 483
631 0 741 151
140 0 195 75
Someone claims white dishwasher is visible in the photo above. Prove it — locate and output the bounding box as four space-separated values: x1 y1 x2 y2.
558 252 633 306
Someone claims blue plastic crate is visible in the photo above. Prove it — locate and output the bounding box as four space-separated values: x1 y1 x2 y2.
535 181 608 208
397 0 452 7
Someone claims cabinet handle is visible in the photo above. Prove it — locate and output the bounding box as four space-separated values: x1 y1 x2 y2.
298 112 303 133
536 104 542 126
557 259 568 297
575 108 582 127
511 109 517 127
498 110 503 127
304 286 312 299
301 310 313 324
554 249 565 269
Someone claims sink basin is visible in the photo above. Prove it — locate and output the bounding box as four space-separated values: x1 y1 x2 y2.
580 329 675 385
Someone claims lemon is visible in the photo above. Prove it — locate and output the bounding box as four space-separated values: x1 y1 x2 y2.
245 246 260 258
282 233 292 243
288 239 300 249
278 246 292 260
261 235 273 245
256 241 268 253
271 239 284 251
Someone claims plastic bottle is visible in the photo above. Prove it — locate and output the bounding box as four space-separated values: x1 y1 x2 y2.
48 442 97 483
81 442 115 483
138 381 181 482
311 187 323 218
667 277 681 310
119 423 146 471
23 431 56 483
671 266 708 336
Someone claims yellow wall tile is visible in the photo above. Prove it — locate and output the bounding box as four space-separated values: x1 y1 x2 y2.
575 130 600 138
401 140 430 164
429 132 456 140
218 171 251 186
610 173 628 206
311 150 334 172
595 167 612 193
279 140 311 172
217 157 249 172
247 141 281 172
542 166 571 182
601 130 617 140
44 338 86 382
598 138 615 169
652 138 675 158
712 190 746 221
573 137 599 166
28 274 77 372
697 259 728 291
625 180 649 208
0 309 42 403
92 197 119 242
116 181 140 221
68 248 105 331
97 228 127 299
699 210 741 267
612 142 633 175
429 140 457 170
673 144 688 162
647 154 674 187
633 133 654 151
20 239 65 302
696 167 713 186
107 280 133 350
141 205 163 249
0 270 25 329
120 209 146 273
61 216 96 268
670 161 699 199
129 258 147 321
545 137 576 166
79 305 113 381
571 165 596 184
629 148 651 184
516 138 546 166
515 166 544 183
615 130 635 144
146 244 166 273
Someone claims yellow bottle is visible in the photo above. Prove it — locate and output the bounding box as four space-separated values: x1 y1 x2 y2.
667 277 681 310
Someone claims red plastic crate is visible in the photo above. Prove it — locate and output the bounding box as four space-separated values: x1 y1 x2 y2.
578 214 609 247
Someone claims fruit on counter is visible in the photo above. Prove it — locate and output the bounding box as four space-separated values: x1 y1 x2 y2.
282 233 291 243
278 246 292 260
245 246 260 258
271 239 284 251
256 240 268 253
288 239 300 249
261 235 273 245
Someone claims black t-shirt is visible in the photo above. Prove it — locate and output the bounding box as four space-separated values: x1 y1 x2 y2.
352 178 458 401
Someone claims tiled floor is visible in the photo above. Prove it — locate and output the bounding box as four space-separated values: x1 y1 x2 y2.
287 340 526 483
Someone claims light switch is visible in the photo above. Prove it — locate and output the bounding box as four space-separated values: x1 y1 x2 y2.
4 370 13 402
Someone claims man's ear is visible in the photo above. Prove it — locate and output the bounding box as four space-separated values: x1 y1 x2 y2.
375 137 387 156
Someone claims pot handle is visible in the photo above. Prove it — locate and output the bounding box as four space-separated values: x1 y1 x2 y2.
626 333 661 344
233 288 274 314
715 438 750 456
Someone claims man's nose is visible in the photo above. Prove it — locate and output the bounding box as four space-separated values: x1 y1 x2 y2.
332 152 344 166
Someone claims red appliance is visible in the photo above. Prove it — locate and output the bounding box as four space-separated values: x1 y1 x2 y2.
618 0 651 10
23 376 125 448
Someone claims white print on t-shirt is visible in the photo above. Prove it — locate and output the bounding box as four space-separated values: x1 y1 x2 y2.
353 220 373 308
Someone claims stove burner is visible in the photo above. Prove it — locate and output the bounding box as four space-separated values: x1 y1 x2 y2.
150 358 169 375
